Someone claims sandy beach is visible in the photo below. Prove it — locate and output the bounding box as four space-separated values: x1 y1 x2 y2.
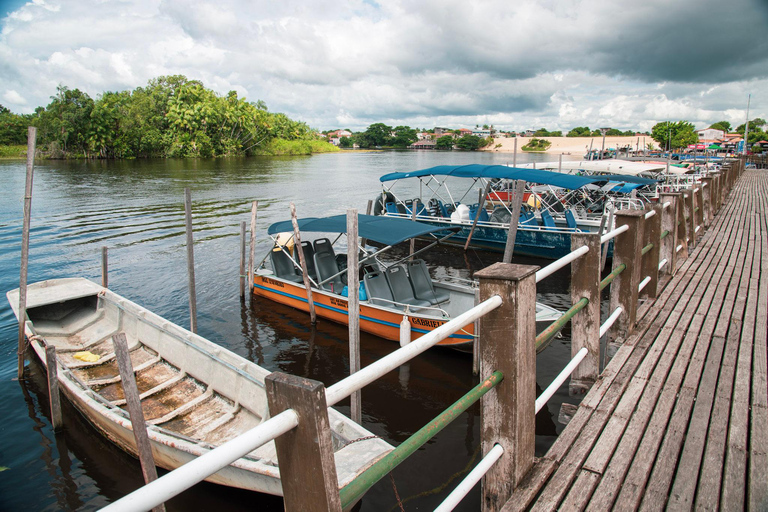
484 136 655 155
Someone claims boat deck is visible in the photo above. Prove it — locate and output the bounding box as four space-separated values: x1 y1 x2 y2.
504 169 767 510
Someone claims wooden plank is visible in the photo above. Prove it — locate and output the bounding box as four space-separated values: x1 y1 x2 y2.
45 345 63 430
184 187 197 333
559 469 600 511
501 458 558 512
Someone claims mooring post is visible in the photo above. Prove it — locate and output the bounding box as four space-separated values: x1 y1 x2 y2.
607 210 645 342
184 188 198 333
694 186 704 235
713 172 722 215
239 221 246 298
658 193 679 276
684 187 697 248
45 345 63 430
569 233 601 393
17 126 36 379
700 176 713 227
266 373 341 512
502 180 526 263
101 246 108 288
465 180 493 251
347 209 361 424
476 262 538 511
249 201 258 291
112 333 165 512
678 190 691 254
640 203 662 300
290 202 316 324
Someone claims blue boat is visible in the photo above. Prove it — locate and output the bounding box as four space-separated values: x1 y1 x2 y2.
373 164 656 259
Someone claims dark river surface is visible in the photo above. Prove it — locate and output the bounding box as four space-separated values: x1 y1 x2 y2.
0 150 595 511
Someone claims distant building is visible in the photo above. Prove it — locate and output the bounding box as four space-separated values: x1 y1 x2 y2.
327 129 352 146
697 128 725 141
523 129 536 137
434 127 452 136
410 139 437 150
416 132 431 140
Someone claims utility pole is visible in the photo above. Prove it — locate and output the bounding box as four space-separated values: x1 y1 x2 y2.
743 94 751 156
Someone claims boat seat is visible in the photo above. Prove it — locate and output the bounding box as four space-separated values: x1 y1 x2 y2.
540 210 556 229
314 251 345 293
270 250 303 283
565 209 580 230
489 206 512 224
384 265 432 309
363 271 398 308
385 202 400 214
301 241 317 281
313 238 335 258
520 209 537 225
406 259 450 305
428 198 449 218
468 204 490 222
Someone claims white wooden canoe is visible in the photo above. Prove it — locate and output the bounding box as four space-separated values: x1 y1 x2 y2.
7 278 393 496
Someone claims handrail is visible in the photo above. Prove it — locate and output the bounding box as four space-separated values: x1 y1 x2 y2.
326 295 502 407
600 307 623 337
535 245 589 283
601 224 629 244
638 276 651 292
641 243 654 256
535 347 588 413
100 409 300 512
658 259 668 271
339 371 504 508
536 297 588 349
600 263 626 291
434 444 504 512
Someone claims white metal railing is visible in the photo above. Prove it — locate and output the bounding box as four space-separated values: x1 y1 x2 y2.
600 307 623 337
659 259 668 271
601 224 629 244
638 276 652 293
644 210 656 220
535 245 589 283
535 347 588 413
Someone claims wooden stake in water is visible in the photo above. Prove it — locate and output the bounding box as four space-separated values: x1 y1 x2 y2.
347 209 361 423
290 203 316 324
240 221 246 298
17 126 36 379
184 188 197 333
465 181 492 251
101 246 108 288
45 345 63 430
249 201 258 291
513 137 518 167
502 180 526 264
558 153 563 173
112 333 166 512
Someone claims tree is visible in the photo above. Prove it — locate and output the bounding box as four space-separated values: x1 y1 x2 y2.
533 128 550 137
650 121 698 150
338 136 353 148
436 135 454 150
357 123 392 148
567 126 591 137
391 125 418 148
709 121 731 132
549 131 563 137
455 135 484 150
0 107 29 145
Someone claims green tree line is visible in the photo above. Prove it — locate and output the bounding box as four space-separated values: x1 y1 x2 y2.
0 75 335 158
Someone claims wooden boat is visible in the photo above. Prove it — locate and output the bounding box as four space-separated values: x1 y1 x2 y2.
253 214 562 352
7 278 393 497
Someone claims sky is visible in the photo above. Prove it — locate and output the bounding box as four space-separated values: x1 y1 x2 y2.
1 0 767 133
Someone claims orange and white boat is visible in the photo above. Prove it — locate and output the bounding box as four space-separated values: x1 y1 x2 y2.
252 214 561 352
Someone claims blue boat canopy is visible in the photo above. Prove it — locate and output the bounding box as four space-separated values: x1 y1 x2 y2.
379 164 657 190
267 214 456 246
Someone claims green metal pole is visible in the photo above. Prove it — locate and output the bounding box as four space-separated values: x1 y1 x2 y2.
600 263 626 291
339 371 504 508
535 297 588 350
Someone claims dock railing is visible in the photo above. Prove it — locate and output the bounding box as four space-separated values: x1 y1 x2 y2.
100 159 741 512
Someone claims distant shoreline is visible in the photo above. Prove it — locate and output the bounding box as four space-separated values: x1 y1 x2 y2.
483 136 654 155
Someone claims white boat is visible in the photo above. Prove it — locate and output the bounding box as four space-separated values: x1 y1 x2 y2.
7 278 393 497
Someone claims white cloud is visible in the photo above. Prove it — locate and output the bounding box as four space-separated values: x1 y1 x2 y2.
0 0 766 132
3 89 26 104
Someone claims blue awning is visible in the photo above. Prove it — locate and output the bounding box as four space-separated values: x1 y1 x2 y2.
267 214 455 246
590 174 659 186
380 164 609 190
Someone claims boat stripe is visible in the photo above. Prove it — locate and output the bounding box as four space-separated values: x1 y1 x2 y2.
253 283 473 341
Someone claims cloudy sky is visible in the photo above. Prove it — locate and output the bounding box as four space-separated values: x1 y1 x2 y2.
1 0 766 133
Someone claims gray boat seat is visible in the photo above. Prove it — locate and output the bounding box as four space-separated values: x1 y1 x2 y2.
363 270 397 308
384 265 431 309
314 251 344 293
406 259 450 305
270 250 303 283
301 241 317 281
313 238 335 257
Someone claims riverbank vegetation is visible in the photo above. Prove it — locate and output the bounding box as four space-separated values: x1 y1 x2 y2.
0 76 337 159
521 138 551 151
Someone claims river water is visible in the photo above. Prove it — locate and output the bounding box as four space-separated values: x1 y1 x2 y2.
0 150 587 511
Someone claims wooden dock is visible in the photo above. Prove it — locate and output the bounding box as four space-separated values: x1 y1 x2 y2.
505 169 767 511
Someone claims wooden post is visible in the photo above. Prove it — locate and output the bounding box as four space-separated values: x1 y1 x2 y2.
347 209 361 424
17 126 36 378
700 177 713 227
101 246 108 288
249 201 258 290
45 345 63 431
476 262 538 511
290 202 316 324
265 373 342 512
569 233 601 393
601 207 614 269
409 200 417 259
472 287 480 376
465 181 493 250
502 180 526 263
360 199 373 248
640 204 662 300
184 188 197 334
658 193 679 276
713 173 722 215
684 188 696 248
558 153 562 173
512 138 517 167
694 186 704 232
240 221 246 298
607 210 645 342
112 333 165 512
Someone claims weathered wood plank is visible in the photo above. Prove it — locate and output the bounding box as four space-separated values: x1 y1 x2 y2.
500 458 558 512
559 469 600 511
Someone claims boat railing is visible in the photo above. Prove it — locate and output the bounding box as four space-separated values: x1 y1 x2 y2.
101 160 739 512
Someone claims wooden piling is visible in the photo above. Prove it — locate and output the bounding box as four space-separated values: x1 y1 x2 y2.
249 201 258 290
700 177 713 227
347 209 361 424
694 186 705 232
409 200 417 259
266 373 342 512
184 188 198 333
607 210 645 341
513 138 517 167
240 221 246 298
684 188 696 248
658 193 679 276
101 246 108 288
476 262 538 510
45 345 63 430
17 126 36 379
569 233 601 392
502 180 526 264
290 202 316 324
640 204 662 300
112 333 165 511
465 181 493 251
